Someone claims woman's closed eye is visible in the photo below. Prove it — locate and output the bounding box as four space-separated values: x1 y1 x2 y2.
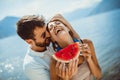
55 21 61 25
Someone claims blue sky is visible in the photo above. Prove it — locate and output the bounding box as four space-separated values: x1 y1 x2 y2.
0 0 102 20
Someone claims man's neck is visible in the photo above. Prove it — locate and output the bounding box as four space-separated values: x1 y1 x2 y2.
31 46 47 52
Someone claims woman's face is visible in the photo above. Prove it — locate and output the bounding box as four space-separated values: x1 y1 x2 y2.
47 20 74 48
48 21 69 35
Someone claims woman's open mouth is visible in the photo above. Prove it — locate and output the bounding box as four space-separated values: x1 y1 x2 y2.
56 29 63 35
57 29 61 33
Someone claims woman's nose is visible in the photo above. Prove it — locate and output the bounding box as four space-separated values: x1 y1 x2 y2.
53 24 57 28
49 24 57 29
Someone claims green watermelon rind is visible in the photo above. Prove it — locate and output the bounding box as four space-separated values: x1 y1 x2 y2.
52 42 80 63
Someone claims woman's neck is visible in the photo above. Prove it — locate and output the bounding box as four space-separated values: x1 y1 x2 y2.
59 37 74 48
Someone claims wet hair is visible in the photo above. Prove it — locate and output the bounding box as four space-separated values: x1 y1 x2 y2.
16 15 45 40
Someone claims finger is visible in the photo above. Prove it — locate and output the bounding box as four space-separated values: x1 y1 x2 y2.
50 15 66 24
79 44 84 51
68 60 72 74
51 16 71 30
50 14 63 21
84 47 91 54
79 43 83 47
71 60 75 73
81 52 92 57
72 59 78 76
61 63 65 77
75 59 79 67
71 60 77 76
59 62 63 75
56 61 60 68
83 43 88 46
80 49 91 54
56 61 60 75
79 46 83 51
65 67 69 78
83 44 89 49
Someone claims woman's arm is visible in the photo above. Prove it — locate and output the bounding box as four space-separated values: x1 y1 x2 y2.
82 39 102 80
49 14 80 39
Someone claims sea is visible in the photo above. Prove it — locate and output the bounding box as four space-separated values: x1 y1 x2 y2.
0 9 120 80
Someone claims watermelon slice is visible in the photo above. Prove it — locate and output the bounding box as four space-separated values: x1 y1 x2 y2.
52 42 80 63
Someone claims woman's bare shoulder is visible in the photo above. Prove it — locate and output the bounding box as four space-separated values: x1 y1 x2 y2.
82 39 93 44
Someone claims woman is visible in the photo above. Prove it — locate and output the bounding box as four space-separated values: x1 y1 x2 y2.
48 14 102 80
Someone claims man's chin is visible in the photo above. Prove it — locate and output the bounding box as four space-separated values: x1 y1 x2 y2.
45 39 51 46
46 42 50 46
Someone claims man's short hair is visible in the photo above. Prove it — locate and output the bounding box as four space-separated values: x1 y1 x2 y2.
16 15 45 40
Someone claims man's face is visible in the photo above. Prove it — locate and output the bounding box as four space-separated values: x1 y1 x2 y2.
33 26 51 48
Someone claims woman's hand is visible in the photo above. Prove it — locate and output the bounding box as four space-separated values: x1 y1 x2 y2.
79 42 102 79
79 43 92 61
55 59 79 80
49 14 71 29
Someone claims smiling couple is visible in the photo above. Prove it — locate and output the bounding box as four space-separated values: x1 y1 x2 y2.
16 14 102 80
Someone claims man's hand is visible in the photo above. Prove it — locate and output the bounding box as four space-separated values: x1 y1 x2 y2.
55 59 79 80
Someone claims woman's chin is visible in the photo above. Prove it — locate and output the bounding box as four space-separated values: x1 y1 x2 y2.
58 32 70 41
57 31 67 37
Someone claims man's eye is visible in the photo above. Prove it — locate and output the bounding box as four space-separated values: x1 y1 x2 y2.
41 32 46 38
43 32 46 38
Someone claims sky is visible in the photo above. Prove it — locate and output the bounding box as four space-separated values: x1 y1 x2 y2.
0 0 102 20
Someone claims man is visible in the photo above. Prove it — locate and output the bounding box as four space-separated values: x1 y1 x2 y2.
16 15 54 80
16 15 78 80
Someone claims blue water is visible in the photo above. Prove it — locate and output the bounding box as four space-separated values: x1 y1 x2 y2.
0 9 120 80
72 9 120 79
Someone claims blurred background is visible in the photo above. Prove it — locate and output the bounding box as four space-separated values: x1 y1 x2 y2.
0 0 120 80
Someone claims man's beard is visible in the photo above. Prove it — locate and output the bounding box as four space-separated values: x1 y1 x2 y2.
35 38 50 47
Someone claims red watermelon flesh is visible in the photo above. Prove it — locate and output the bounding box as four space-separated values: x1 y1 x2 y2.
52 42 80 63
